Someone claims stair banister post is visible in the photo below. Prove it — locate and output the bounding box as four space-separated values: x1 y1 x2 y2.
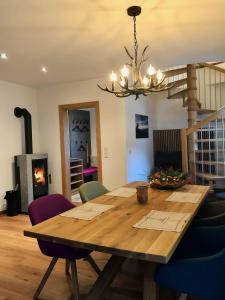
187 64 198 182
181 128 188 174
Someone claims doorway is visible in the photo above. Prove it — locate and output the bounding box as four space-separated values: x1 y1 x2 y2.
59 101 102 200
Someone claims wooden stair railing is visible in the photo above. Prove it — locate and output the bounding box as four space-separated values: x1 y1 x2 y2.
196 62 225 111
166 62 225 112
187 104 225 135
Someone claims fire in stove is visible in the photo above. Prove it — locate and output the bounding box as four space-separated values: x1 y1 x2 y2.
32 158 48 199
34 167 46 186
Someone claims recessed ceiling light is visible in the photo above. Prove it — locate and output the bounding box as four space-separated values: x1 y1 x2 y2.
0 53 8 60
41 67 47 73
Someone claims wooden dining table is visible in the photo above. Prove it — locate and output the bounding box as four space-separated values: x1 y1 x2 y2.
24 182 209 300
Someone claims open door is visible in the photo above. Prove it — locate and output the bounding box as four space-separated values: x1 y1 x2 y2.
59 101 102 199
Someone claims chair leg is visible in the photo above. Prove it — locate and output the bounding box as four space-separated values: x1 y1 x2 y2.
178 293 188 300
70 260 80 300
84 255 101 275
33 257 58 300
65 259 70 276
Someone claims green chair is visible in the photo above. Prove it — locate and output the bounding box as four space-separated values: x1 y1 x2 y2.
79 181 109 202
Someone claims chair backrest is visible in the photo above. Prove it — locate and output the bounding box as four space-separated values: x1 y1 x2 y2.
28 194 75 258
79 181 108 202
28 194 74 225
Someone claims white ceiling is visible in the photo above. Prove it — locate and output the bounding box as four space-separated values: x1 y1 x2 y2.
0 0 225 87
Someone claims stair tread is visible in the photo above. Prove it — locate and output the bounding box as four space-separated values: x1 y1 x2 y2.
168 88 188 99
197 128 224 131
196 138 225 142
195 149 225 153
169 78 187 88
164 67 187 78
197 109 217 114
200 119 225 126
195 172 225 179
195 160 225 165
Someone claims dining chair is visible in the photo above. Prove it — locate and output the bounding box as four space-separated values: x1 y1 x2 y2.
193 200 225 226
204 190 225 203
155 224 225 300
79 181 109 202
214 191 225 200
28 193 100 300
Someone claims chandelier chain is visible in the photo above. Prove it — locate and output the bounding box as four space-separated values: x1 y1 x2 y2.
133 16 138 68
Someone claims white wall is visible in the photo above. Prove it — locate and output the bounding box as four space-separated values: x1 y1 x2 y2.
151 91 188 129
36 78 187 194
125 96 154 182
0 74 190 211
37 78 127 193
0 81 39 211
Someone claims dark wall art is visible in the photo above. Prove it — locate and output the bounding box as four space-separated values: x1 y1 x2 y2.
135 114 149 139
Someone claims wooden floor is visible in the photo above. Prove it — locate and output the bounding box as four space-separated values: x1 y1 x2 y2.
0 214 199 300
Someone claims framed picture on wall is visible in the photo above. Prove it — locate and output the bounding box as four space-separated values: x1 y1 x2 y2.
135 114 149 138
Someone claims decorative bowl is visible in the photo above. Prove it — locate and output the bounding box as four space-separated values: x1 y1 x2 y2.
149 181 187 190
148 169 188 190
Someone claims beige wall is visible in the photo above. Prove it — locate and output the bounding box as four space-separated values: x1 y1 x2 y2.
0 81 39 211
37 78 127 193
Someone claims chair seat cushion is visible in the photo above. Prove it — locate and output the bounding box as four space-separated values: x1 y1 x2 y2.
215 192 225 200
204 192 225 203
38 240 91 260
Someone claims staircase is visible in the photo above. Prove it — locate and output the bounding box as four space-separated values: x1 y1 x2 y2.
164 65 188 107
164 62 225 188
194 111 225 188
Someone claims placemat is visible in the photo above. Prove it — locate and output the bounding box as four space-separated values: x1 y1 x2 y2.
106 187 137 197
133 210 191 232
60 203 115 220
166 192 202 203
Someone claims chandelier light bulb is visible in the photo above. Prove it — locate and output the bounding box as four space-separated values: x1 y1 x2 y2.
41 66 47 73
110 71 117 82
121 65 129 77
0 53 8 60
156 69 163 81
143 76 149 86
120 78 126 87
147 64 156 76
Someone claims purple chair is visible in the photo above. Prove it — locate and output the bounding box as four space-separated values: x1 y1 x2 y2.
28 194 100 300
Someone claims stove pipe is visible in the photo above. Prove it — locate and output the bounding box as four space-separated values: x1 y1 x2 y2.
14 107 33 154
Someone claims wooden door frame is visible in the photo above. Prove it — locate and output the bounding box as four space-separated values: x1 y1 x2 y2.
59 101 102 199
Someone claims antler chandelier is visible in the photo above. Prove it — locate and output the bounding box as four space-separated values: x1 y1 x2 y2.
98 6 173 100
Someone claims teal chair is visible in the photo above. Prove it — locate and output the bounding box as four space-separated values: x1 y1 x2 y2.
79 181 109 203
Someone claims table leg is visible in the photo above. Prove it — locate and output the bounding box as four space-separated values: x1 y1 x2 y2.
143 262 158 300
85 255 126 300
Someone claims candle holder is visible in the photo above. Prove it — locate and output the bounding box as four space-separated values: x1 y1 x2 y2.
136 185 149 204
